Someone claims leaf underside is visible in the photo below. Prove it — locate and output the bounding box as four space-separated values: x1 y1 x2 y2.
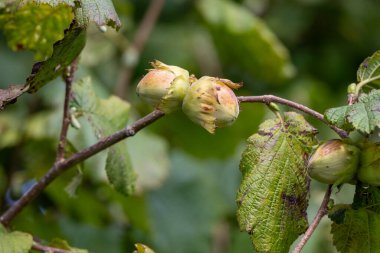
237 112 318 253
71 77 136 196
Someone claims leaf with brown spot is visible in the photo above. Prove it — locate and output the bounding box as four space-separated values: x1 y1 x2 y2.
237 112 318 253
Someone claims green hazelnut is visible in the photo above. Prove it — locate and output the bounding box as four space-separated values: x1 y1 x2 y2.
182 76 241 134
307 139 360 185
136 60 190 113
357 143 380 186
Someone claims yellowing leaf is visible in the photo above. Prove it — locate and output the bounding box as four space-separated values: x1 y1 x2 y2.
237 112 317 252
48 238 88 253
0 225 33 253
33 0 76 6
1 3 74 60
134 243 155 253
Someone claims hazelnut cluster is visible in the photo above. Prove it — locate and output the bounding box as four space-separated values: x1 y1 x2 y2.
136 60 241 134
307 139 380 186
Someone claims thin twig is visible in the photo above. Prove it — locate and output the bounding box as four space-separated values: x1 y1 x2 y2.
238 95 349 138
0 110 165 226
32 241 77 253
115 0 166 99
56 60 78 161
292 185 333 253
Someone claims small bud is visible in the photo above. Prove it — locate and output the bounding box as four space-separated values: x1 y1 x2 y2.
182 76 241 134
307 139 360 185
347 83 357 94
69 107 81 129
327 199 335 210
357 143 380 186
136 60 190 113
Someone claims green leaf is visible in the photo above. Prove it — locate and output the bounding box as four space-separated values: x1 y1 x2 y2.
49 238 88 253
329 184 380 253
71 77 136 195
1 3 74 60
237 112 318 253
147 151 238 253
347 90 380 134
0 225 34 253
26 25 86 93
352 185 380 214
197 0 295 84
329 207 380 253
126 132 169 193
324 105 351 130
357 50 380 87
325 90 380 134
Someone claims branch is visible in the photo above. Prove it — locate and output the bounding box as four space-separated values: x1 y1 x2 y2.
238 95 349 138
292 185 332 253
0 110 165 226
32 241 77 253
115 0 166 99
56 60 78 161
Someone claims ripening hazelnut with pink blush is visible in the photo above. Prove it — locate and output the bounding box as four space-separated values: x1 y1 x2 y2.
136 60 190 113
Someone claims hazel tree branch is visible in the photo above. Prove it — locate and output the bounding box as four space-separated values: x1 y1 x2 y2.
56 60 78 162
0 94 344 226
292 185 333 253
115 0 166 99
0 110 165 226
238 95 349 138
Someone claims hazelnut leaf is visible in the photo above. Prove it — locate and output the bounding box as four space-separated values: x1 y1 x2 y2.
1 3 74 60
71 77 136 196
26 25 86 93
325 90 380 134
357 50 380 87
329 207 380 253
0 224 33 253
32 0 122 30
197 0 295 84
237 112 318 252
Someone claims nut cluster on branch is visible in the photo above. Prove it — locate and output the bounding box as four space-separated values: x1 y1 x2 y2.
136 60 241 133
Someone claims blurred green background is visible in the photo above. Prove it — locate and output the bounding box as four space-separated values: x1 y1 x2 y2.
0 0 379 252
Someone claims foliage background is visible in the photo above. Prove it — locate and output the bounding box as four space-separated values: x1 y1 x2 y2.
1 0 380 252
